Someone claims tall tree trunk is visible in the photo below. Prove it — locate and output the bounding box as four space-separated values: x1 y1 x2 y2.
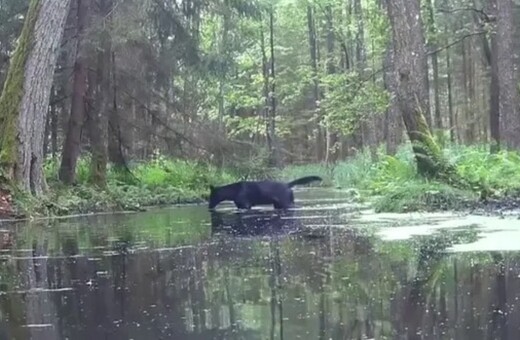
88 0 112 187
324 5 338 163
268 6 278 167
386 0 449 178
260 25 270 152
354 0 365 67
467 38 476 143
108 51 126 168
307 5 323 162
425 0 442 131
44 86 57 158
0 0 72 194
446 44 455 143
50 87 59 159
43 104 51 158
353 0 370 153
59 0 90 185
382 34 402 155
461 31 470 144
488 0 500 152
217 8 230 131
354 0 377 158
496 0 518 149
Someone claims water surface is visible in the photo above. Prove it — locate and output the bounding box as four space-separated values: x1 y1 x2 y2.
0 188 519 339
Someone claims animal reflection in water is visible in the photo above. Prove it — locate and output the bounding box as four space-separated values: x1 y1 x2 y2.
210 209 304 236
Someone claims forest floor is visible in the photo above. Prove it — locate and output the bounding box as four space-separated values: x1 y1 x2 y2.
3 143 520 221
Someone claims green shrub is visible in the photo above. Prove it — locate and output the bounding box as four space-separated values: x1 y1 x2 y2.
372 181 474 213
278 143 520 213
26 143 520 217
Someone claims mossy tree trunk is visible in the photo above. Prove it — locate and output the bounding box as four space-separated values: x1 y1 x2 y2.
385 0 454 180
0 0 72 195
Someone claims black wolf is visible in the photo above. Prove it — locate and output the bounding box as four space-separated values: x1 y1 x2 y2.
208 176 322 210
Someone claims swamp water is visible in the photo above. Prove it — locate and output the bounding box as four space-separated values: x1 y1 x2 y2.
0 188 520 339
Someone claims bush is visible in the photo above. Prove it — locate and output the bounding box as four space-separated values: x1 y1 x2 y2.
24 143 520 217
372 181 473 213
24 155 240 217
278 143 520 213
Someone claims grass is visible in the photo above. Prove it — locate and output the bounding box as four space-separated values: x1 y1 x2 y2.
278 143 520 213
13 155 240 218
11 142 520 217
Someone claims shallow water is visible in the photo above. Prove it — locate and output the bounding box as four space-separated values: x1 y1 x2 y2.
0 188 519 339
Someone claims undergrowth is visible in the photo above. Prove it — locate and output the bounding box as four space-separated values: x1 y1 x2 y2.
12 142 520 217
15 156 239 217
279 143 520 213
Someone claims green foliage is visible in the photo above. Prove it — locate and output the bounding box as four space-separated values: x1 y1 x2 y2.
320 72 390 135
372 181 472 213
14 155 240 217
445 145 520 194
17 143 520 217
194 0 392 150
279 143 520 213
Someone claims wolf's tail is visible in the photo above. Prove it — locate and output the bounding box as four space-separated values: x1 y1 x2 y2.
287 176 322 188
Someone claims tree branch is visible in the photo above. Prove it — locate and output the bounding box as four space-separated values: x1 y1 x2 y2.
427 31 486 56
437 6 494 22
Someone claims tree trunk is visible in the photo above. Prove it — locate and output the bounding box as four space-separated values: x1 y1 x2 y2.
386 0 449 178
324 4 339 164
354 0 372 155
108 52 127 168
425 0 442 132
496 0 518 149
89 57 110 187
489 0 500 153
260 26 270 152
461 30 469 144
307 5 323 162
43 104 51 158
88 0 112 187
0 0 72 194
446 44 455 143
467 37 476 143
382 34 402 155
267 6 278 167
59 0 90 185
217 8 230 131
354 0 365 67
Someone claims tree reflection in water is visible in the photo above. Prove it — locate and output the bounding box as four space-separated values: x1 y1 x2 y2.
0 208 518 339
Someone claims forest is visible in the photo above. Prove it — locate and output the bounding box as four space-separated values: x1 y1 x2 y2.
0 0 519 218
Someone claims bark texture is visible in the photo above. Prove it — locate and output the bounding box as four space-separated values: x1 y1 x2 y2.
496 0 518 149
88 0 112 187
59 0 90 185
488 0 500 152
386 0 448 178
382 28 402 155
0 0 72 194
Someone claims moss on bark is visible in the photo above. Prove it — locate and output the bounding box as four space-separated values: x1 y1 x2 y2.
407 108 491 196
0 0 41 180
408 112 459 183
